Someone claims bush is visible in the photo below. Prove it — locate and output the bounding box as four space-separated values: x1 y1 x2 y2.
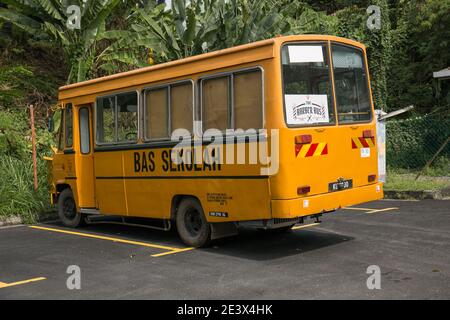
0 109 53 221
0 65 33 108
0 155 49 222
386 114 450 170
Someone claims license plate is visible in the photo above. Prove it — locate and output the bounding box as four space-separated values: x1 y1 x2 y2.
329 179 353 192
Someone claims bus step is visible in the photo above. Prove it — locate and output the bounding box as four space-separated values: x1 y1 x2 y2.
85 215 171 231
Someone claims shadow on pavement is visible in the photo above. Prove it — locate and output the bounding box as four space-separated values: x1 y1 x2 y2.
41 220 354 261
204 227 354 261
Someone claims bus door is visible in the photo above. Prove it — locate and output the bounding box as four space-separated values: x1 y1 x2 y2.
75 105 96 209
52 104 76 194
282 42 378 197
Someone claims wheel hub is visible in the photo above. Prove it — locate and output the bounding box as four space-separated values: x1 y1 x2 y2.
185 208 202 236
63 198 76 219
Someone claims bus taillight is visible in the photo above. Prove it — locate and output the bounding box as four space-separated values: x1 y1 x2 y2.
295 135 312 156
295 134 312 144
297 185 311 195
363 130 374 138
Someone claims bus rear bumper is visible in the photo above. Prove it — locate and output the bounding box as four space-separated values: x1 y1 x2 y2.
271 182 384 219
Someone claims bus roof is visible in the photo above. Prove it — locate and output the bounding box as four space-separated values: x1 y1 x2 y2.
58 35 365 101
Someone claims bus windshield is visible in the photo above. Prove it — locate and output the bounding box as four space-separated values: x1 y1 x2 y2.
282 43 335 126
282 43 373 126
331 44 372 123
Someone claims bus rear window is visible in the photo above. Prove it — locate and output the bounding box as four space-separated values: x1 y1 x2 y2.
282 44 335 126
332 44 372 123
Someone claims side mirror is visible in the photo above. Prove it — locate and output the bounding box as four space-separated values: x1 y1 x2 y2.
47 117 54 132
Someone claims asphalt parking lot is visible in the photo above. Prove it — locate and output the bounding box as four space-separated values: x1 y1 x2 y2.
0 199 449 299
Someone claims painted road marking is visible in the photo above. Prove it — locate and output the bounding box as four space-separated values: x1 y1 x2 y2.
0 277 46 289
0 224 25 230
292 223 321 230
366 207 399 214
151 247 196 257
344 207 374 211
383 199 419 202
344 207 398 214
29 226 194 257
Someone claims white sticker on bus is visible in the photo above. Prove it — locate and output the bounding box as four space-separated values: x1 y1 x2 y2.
361 148 371 158
285 94 329 125
288 45 324 63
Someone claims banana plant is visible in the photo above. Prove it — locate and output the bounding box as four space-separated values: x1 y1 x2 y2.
98 0 337 72
0 0 123 83
97 0 222 71
0 0 337 81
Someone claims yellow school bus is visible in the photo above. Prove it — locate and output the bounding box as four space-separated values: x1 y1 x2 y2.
47 35 383 247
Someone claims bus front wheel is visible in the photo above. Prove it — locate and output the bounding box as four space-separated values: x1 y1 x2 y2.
58 188 84 228
176 198 211 248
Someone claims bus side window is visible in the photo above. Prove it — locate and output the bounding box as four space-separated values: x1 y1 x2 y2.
171 82 193 135
65 103 73 149
234 69 263 129
145 87 169 140
96 91 138 144
202 76 230 132
331 44 372 123
96 96 116 143
202 69 264 133
57 109 64 151
117 92 138 142
79 108 90 154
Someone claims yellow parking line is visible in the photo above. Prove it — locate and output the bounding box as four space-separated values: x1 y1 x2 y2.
366 207 398 214
292 223 321 230
0 277 46 289
151 247 195 257
344 207 398 214
29 225 179 251
344 207 374 211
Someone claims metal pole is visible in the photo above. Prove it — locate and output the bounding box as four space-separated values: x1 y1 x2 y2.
30 105 38 191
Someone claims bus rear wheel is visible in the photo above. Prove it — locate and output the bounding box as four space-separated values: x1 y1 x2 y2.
176 198 211 248
58 188 84 228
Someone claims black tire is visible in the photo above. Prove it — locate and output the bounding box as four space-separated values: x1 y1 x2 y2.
58 188 84 228
175 198 211 248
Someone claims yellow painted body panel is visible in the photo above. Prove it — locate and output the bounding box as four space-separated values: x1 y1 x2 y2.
271 183 383 218
49 35 383 223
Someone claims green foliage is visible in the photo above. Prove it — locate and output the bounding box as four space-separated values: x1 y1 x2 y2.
0 108 54 159
387 0 450 113
0 0 125 83
386 113 450 169
0 65 33 107
0 155 50 221
0 109 29 158
0 109 54 220
364 0 391 112
332 0 392 111
384 172 449 191
423 156 450 177
98 0 338 72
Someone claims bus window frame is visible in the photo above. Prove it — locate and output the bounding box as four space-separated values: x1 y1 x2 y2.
330 41 374 125
280 41 338 129
79 106 91 155
142 79 195 143
94 90 140 147
64 103 74 150
57 108 65 152
199 66 265 136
